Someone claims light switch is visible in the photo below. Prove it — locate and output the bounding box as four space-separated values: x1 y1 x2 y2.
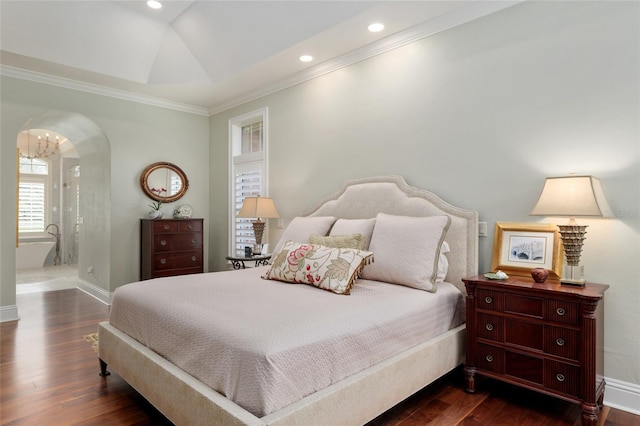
479 222 488 237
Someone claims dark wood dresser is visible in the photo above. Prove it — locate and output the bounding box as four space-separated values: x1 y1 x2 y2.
140 218 203 280
463 275 608 425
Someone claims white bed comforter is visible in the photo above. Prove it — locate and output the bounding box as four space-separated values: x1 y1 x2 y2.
109 267 465 417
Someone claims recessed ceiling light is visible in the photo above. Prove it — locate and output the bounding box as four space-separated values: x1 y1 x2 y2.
299 55 313 63
147 0 162 9
367 23 384 33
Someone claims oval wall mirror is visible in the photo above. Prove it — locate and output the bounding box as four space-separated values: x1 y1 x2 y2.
140 162 189 203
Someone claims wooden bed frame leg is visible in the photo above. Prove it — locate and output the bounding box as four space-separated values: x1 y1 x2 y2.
99 358 111 377
463 366 476 393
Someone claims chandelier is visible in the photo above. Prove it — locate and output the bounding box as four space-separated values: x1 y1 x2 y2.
19 130 60 160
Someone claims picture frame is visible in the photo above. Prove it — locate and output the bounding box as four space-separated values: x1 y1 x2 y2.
491 222 563 279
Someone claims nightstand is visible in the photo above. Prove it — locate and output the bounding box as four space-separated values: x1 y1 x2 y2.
462 274 608 426
225 255 271 270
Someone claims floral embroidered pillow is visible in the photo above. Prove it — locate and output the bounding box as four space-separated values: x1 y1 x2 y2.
262 241 373 295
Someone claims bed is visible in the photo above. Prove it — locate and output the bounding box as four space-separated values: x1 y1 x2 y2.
98 175 478 425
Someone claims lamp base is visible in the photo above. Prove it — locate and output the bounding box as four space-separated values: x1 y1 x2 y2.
560 264 585 287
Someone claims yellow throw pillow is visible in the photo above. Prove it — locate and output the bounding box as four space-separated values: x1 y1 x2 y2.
309 233 366 250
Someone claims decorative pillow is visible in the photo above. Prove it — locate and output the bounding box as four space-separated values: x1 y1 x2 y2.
270 216 337 258
362 213 451 292
309 233 366 250
263 241 373 295
329 218 376 250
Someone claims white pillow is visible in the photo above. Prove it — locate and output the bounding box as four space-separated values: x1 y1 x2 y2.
271 216 337 257
437 241 450 283
362 213 451 292
329 218 376 250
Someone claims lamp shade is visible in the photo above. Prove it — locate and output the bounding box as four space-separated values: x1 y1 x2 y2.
530 175 612 218
237 196 280 219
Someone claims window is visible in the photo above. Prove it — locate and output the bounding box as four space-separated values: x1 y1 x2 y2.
229 108 268 257
18 157 51 236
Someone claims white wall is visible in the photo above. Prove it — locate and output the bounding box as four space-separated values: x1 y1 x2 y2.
1 76 210 311
210 0 639 392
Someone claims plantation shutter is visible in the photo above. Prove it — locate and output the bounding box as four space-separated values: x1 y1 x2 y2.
233 162 262 256
18 180 46 233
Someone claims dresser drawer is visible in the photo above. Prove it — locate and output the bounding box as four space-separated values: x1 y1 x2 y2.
475 344 504 373
476 288 504 311
476 313 503 342
154 251 202 271
505 319 542 351
154 221 181 233
154 233 202 252
505 293 543 319
505 351 543 385
153 267 202 278
544 359 580 397
545 300 579 325
544 326 579 360
179 220 202 233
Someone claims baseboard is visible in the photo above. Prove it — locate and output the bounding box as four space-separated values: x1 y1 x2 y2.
605 377 640 415
0 304 19 322
77 280 113 305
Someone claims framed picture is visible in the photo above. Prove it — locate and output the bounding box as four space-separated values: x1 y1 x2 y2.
491 222 562 279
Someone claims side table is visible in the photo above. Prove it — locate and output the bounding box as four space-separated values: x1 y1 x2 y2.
463 274 608 426
225 255 271 270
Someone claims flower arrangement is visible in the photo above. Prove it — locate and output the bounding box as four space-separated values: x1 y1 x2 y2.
148 187 167 211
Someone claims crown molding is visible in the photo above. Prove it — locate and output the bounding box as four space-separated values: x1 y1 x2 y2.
0 65 209 116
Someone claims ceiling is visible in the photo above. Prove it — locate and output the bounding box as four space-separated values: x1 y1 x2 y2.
1 1 519 115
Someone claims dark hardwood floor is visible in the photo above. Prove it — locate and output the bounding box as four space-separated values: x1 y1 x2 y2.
1 288 638 426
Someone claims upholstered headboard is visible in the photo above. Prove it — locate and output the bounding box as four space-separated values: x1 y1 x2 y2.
302 176 478 294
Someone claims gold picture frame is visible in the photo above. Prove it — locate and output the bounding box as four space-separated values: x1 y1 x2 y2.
491 222 563 279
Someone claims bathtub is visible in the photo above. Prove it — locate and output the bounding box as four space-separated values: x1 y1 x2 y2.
16 241 56 269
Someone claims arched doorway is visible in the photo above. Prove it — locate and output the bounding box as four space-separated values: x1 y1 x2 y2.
14 111 111 309
16 128 80 292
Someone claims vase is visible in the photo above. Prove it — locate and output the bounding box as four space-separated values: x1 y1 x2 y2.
531 268 549 283
148 209 164 219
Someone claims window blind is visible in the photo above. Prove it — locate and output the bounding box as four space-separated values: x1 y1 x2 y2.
18 181 46 233
234 164 262 256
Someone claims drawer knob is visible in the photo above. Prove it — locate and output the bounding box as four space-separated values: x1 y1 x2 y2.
192 239 197 245
187 225 193 230
557 307 566 316
163 224 170 230
160 258 167 264
556 374 565 382
556 338 565 346
485 324 494 331
191 256 197 262
485 355 494 362
160 240 167 246
485 296 493 304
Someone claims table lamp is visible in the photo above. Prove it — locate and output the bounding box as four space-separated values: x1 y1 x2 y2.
530 175 612 286
237 196 280 255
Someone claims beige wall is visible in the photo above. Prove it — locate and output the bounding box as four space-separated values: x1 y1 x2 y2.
209 1 639 389
1 77 210 310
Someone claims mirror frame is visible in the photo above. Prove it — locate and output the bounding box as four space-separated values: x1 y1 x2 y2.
140 162 189 203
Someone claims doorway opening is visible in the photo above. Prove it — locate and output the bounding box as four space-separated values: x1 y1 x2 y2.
12 110 111 302
16 128 80 294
